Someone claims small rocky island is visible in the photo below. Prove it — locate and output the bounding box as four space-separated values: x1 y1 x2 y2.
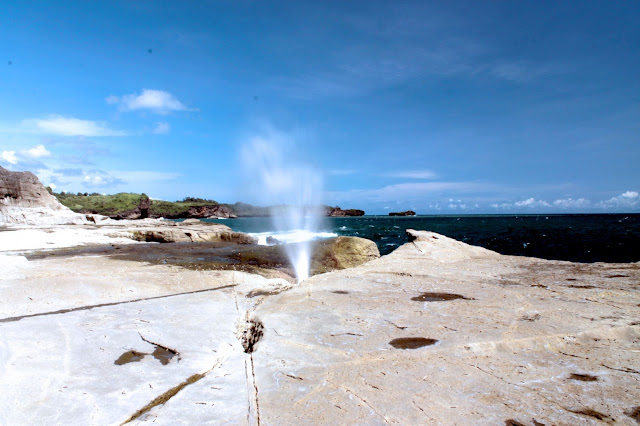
325 206 365 216
389 210 416 216
1 165 639 425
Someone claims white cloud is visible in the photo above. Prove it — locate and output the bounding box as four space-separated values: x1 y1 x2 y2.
553 197 591 209
1 150 18 165
108 89 189 113
597 191 639 210
326 181 490 204
24 115 124 137
23 144 51 158
385 170 437 179
514 198 551 208
152 122 170 134
115 171 181 182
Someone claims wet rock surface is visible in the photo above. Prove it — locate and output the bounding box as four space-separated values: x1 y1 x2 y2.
26 235 380 282
1 229 639 424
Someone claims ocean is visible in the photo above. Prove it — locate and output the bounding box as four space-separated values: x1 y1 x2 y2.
203 214 640 263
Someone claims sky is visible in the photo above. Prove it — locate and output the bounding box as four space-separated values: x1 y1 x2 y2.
1 1 639 214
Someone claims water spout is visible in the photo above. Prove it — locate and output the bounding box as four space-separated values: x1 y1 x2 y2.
241 133 323 283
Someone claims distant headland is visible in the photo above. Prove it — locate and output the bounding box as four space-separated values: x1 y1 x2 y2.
49 190 366 220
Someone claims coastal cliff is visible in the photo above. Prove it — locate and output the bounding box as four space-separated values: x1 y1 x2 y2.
0 166 91 225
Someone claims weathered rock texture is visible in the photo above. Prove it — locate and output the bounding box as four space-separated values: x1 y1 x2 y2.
311 236 380 274
0 166 63 209
183 204 237 219
1 229 638 425
0 166 90 225
326 207 365 217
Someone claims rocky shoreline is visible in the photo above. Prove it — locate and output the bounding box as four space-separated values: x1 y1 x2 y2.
1 223 638 424
1 166 639 424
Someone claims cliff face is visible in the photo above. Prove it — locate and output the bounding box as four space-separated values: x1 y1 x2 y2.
0 166 88 225
0 166 64 210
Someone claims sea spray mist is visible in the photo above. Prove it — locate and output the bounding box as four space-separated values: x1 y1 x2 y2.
241 132 324 283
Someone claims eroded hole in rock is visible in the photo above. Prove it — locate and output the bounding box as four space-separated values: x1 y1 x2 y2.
411 292 469 302
504 420 527 426
566 278 577 281
607 274 629 278
114 350 146 365
389 337 438 349
568 285 595 289
332 290 350 294
240 318 264 353
152 346 178 365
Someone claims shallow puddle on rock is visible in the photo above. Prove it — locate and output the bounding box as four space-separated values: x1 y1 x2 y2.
114 350 146 365
152 346 177 365
389 337 438 349
411 292 468 302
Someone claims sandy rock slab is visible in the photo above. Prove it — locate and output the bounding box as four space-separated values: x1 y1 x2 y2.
252 231 640 425
1 230 639 425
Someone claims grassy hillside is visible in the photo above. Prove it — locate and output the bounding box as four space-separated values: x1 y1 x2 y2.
53 192 222 217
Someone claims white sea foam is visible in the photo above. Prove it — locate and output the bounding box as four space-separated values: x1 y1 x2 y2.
250 230 337 246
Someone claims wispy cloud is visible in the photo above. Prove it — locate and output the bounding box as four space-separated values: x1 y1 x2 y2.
22 144 51 158
268 7 557 99
22 115 124 137
107 89 191 114
385 170 437 179
553 197 591 209
328 169 357 176
35 168 180 191
326 181 491 203
152 122 171 134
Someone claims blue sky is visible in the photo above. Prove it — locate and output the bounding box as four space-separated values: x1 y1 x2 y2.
1 1 638 214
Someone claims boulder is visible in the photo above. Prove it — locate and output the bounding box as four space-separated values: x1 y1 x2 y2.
129 222 257 244
310 236 380 274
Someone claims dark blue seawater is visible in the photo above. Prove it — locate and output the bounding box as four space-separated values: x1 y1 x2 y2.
204 214 640 263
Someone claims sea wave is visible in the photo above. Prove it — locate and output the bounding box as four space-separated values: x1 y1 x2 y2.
249 229 338 245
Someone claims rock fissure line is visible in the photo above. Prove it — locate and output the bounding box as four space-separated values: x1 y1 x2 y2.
138 333 180 360
327 379 390 424
121 357 224 425
250 354 261 426
0 284 237 323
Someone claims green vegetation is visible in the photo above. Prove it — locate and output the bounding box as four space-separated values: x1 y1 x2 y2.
52 192 363 219
53 192 224 218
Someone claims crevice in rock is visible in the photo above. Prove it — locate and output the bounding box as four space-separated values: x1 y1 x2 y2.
121 357 223 424
139 333 180 364
0 284 237 323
